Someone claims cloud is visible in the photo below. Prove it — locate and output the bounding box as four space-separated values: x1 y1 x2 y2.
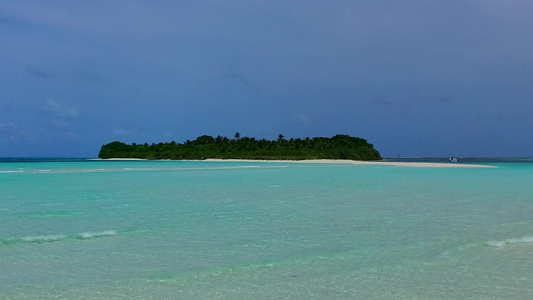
44 98 78 118
1 1 532 157
0 122 25 140
26 65 55 78
112 127 133 136
223 69 257 92
293 113 311 125
73 65 108 85
0 10 33 29
51 119 70 130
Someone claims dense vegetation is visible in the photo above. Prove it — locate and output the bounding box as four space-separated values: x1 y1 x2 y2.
98 134 382 160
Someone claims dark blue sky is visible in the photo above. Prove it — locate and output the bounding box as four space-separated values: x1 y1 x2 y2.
1 1 532 157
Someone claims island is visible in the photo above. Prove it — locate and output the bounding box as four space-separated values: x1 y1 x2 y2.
98 134 382 161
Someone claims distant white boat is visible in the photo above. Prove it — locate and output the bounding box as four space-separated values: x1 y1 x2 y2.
449 156 459 163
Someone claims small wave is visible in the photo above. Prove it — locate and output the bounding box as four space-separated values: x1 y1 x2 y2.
1 230 118 246
0 170 24 173
123 168 155 171
77 230 117 239
21 234 66 243
486 236 533 248
169 166 262 171
38 169 52 172
205 166 262 170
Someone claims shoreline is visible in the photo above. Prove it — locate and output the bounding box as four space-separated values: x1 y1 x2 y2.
206 159 496 168
97 158 495 168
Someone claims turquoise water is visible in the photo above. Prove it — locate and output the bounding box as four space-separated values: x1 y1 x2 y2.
1 160 532 299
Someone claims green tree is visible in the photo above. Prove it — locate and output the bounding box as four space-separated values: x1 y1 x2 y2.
98 134 382 161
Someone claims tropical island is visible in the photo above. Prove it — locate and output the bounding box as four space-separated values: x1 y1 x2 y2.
98 134 382 161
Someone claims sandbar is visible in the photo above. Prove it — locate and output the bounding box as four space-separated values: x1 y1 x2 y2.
97 158 494 168
92 158 148 161
205 159 495 168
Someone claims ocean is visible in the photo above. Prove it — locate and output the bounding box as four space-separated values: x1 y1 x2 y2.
1 158 532 299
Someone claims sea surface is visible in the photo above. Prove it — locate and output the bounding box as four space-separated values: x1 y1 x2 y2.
1 158 532 299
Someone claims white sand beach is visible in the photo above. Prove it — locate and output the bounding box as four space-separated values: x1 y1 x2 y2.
92 158 148 161
205 159 496 168
98 158 495 168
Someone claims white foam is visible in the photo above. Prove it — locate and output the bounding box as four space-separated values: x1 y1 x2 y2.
21 234 66 243
78 230 117 239
486 241 506 248
15 230 117 244
0 170 24 173
486 236 533 248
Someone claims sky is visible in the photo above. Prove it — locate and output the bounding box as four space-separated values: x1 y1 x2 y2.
1 1 532 158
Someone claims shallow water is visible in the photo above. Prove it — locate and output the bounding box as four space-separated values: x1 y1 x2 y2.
1 159 532 299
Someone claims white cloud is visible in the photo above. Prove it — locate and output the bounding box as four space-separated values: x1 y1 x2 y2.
0 122 25 140
44 98 78 118
293 112 311 125
112 127 133 136
51 119 70 130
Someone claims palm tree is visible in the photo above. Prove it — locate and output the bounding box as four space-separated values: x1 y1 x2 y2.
234 132 241 140
277 134 284 142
